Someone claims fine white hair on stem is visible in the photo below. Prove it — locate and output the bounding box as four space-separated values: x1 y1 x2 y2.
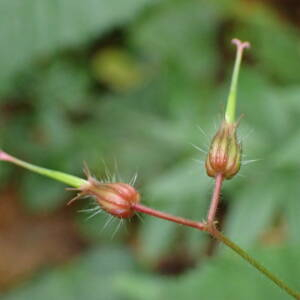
99 157 126 183
191 143 208 154
100 157 139 187
113 156 122 182
101 158 114 182
77 206 99 213
241 159 262 166
85 209 103 221
129 171 138 186
101 215 114 232
196 125 210 140
136 212 144 223
82 161 93 179
240 128 254 143
112 218 124 238
196 125 210 147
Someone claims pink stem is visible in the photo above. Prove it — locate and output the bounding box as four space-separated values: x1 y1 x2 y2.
207 173 223 223
232 38 250 53
132 203 206 231
0 150 15 162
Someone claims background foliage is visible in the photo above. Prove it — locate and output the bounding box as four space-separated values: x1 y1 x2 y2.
0 0 300 299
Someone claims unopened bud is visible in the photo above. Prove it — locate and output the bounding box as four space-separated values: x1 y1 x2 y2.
206 121 241 180
0 150 140 218
67 165 140 219
78 178 140 218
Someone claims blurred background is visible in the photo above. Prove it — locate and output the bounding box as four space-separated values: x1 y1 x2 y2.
0 0 300 299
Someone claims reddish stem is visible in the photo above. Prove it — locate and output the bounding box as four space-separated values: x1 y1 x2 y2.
207 173 223 223
132 203 207 231
133 201 300 299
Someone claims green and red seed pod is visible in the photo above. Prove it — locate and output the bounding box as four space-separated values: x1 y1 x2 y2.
204 38 249 180
78 177 140 218
205 120 241 180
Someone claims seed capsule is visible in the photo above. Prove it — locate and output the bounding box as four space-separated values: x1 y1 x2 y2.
205 120 241 180
67 166 140 219
78 178 140 218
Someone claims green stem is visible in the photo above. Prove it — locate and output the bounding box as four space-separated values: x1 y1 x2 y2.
0 150 87 188
210 228 300 300
225 39 250 124
1 150 299 298
133 202 300 299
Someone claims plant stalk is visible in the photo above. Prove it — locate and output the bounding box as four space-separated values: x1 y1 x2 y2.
225 39 250 124
133 203 300 299
207 173 223 223
0 150 87 188
1 150 299 299
210 228 300 300
132 203 206 231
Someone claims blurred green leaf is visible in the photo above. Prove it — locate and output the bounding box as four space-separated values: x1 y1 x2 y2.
233 4 300 84
132 0 220 82
139 161 210 263
285 179 300 244
34 59 91 110
0 0 153 94
21 172 67 213
117 245 300 300
115 274 166 300
92 48 145 92
224 174 284 248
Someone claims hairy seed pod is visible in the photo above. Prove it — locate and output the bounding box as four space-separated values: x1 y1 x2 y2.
206 120 241 180
78 178 140 218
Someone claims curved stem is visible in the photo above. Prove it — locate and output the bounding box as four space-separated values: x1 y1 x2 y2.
1 150 299 298
133 203 300 299
209 228 300 300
